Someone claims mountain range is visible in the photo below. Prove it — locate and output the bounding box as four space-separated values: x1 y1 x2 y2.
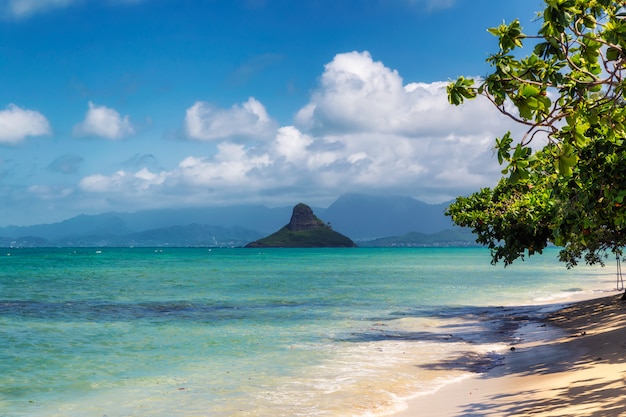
0 193 475 248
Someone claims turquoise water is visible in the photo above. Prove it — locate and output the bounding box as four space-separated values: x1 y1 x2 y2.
0 247 615 416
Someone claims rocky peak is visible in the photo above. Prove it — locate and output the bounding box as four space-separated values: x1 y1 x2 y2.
244 202 356 248
287 203 326 232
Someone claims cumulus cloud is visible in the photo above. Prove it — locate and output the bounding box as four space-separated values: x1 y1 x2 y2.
73 101 134 140
174 143 272 187
273 126 313 165
184 97 277 141
71 51 519 214
286 51 522 200
75 142 274 209
79 168 166 193
0 104 51 144
295 51 500 136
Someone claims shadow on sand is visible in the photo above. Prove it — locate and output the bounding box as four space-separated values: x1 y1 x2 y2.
345 294 626 416
432 295 626 416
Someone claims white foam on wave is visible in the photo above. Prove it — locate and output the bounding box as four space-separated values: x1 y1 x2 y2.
532 288 618 304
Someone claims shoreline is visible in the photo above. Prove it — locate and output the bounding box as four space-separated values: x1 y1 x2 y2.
394 290 626 416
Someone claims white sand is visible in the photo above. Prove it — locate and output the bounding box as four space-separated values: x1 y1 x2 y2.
395 293 626 416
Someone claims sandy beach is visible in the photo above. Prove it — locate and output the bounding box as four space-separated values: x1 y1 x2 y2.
398 292 626 416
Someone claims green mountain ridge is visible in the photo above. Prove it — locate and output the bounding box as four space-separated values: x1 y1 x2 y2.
0 194 473 248
359 228 478 247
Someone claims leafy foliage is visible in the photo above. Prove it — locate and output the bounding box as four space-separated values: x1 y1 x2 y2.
446 1 626 267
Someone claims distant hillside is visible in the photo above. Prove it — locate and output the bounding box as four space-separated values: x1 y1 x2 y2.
0 193 463 247
359 228 478 247
0 206 293 240
246 204 356 248
0 224 262 248
0 213 134 241
126 224 261 247
320 194 453 239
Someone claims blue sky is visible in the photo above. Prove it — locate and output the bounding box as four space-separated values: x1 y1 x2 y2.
0 0 543 226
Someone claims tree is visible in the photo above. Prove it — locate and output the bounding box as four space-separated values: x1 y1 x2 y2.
445 1 626 274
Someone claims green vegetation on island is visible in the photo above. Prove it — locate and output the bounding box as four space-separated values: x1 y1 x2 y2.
245 203 357 248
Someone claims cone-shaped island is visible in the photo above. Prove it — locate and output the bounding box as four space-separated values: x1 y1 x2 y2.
245 203 357 248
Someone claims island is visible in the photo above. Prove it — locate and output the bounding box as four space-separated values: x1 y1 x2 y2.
245 203 357 248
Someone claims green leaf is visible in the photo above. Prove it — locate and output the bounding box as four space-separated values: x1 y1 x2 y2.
520 84 541 98
555 144 577 177
495 132 513 165
490 19 526 52
614 190 626 207
447 76 476 105
526 97 541 110
574 121 590 147
518 102 532 120
537 95 552 110
607 47 620 61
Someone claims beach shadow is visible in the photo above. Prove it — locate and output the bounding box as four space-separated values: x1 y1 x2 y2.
347 304 550 345
456 374 626 416
339 304 567 375
428 295 626 416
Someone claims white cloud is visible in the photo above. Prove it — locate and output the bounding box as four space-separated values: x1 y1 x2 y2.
3 0 144 18
67 51 519 216
79 168 166 193
74 142 275 210
173 142 272 188
273 126 313 164
295 51 500 136
0 104 51 144
185 97 277 141
73 101 134 140
4 0 76 18
406 0 456 11
295 51 403 133
290 51 519 200
78 172 126 193
28 184 73 200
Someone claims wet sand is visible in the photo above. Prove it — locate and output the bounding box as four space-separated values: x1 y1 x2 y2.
397 292 626 416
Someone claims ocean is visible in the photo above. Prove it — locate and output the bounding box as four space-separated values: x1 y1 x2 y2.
0 247 615 416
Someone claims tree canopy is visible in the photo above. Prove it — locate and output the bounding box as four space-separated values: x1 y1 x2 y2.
446 0 626 268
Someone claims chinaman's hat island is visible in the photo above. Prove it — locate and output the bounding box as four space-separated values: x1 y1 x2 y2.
245 203 357 248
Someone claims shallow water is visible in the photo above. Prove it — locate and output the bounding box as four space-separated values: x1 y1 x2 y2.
0 247 614 416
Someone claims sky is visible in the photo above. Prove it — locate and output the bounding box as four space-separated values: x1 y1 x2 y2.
0 0 545 226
